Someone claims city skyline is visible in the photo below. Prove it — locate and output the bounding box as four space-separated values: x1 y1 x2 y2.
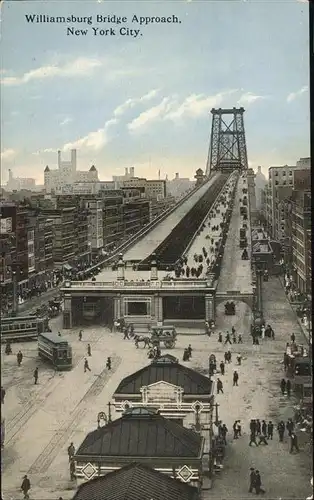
1 0 310 184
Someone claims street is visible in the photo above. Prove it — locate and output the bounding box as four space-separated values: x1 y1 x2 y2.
1 277 312 499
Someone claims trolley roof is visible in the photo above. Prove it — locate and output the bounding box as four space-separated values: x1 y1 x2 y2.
38 331 68 345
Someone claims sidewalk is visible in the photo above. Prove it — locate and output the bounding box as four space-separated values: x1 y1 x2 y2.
277 275 311 345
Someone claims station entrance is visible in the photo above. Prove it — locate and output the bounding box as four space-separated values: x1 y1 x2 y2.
162 296 205 320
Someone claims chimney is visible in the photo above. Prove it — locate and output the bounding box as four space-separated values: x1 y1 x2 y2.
130 167 134 177
175 173 179 179
57 150 61 169
71 149 77 171
150 253 158 281
117 253 125 281
125 167 128 177
257 165 262 173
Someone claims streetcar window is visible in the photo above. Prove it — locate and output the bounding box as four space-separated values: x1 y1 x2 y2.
20 324 25 330
58 350 63 359
26 323 31 329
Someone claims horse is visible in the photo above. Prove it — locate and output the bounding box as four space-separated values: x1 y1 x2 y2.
134 335 151 348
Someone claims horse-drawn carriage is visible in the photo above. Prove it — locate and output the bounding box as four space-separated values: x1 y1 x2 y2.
150 325 177 348
224 301 235 315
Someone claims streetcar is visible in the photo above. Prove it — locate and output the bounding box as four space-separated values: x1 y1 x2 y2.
0 315 49 343
38 331 72 370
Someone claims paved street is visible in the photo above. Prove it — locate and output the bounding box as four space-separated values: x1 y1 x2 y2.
1 276 312 499
218 175 252 294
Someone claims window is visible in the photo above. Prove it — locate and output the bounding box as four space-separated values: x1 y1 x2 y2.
275 172 278 176
289 180 293 185
282 171 286 176
275 181 279 185
283 181 286 185
289 171 292 176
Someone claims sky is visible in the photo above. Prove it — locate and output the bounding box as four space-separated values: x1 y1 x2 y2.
0 0 310 184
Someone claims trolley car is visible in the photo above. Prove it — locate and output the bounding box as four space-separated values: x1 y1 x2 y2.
38 331 72 370
0 315 49 343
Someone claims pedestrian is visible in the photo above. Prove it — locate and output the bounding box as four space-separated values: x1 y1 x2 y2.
280 378 286 395
187 344 192 358
236 354 242 365
84 358 91 372
249 468 256 493
21 475 31 499
238 334 243 344
249 432 258 446
67 442 75 462
254 470 266 494
232 333 237 344
106 356 112 370
256 419 261 436
231 326 236 335
87 343 91 356
33 367 39 385
224 332 232 345
286 418 294 437
227 350 232 363
79 330 83 341
236 420 242 437
233 421 238 439
291 333 296 343
220 361 225 375
123 327 129 340
1 386 5 404
224 351 228 363
267 421 274 440
221 424 228 445
250 419 256 435
261 420 267 436
218 332 223 343
233 371 239 386
258 433 268 445
277 421 285 442
217 378 224 394
17 350 23 367
290 432 299 453
286 379 291 397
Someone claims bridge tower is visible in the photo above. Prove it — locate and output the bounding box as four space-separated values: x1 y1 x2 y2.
205 107 248 176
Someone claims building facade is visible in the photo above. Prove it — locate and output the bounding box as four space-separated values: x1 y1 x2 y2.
291 190 311 293
44 150 99 193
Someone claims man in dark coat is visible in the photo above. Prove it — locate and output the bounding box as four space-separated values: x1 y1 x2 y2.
280 379 286 395
233 371 239 386
217 378 223 394
286 379 291 397
220 361 225 375
33 367 39 385
21 475 31 499
286 418 294 437
267 421 274 440
277 421 285 442
254 470 265 494
249 468 256 493
290 432 299 453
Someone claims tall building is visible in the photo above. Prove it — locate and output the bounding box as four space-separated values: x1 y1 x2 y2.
166 173 193 199
254 166 267 211
44 150 99 193
262 160 310 238
290 190 311 293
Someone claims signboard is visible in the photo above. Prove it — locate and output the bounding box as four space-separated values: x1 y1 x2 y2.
142 381 182 405
0 217 12 234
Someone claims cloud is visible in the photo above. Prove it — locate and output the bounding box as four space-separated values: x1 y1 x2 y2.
32 148 57 156
1 148 16 160
60 117 73 126
128 97 173 132
63 118 118 152
287 85 308 103
237 92 266 106
114 89 160 117
0 58 103 86
127 90 238 131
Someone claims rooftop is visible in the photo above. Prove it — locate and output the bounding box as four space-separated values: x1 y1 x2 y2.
114 356 212 396
72 462 199 500
75 408 203 459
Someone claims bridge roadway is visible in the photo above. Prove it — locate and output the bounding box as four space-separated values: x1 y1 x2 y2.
217 173 253 294
123 172 222 262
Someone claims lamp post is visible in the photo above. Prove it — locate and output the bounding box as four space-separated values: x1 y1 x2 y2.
12 269 18 316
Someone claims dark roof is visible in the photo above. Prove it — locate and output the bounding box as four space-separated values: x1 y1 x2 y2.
72 462 199 500
44 165 50 172
114 358 212 396
75 409 202 458
89 165 97 171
